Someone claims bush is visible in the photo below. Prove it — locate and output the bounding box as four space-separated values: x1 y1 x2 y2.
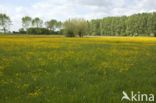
56 29 64 35
27 28 50 34
64 30 75 37
19 28 26 34
63 18 88 37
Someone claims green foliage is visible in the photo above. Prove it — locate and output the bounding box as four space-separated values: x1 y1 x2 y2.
89 19 101 35
0 13 11 33
63 18 88 37
56 29 64 35
32 17 43 28
2 12 156 36
45 19 57 31
27 28 50 34
88 12 156 36
19 28 26 34
63 19 75 37
56 21 62 29
22 16 32 30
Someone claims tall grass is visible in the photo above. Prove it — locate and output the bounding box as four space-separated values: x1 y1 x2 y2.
0 35 156 103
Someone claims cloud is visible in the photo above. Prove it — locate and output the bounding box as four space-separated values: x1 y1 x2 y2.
138 0 156 10
0 0 156 31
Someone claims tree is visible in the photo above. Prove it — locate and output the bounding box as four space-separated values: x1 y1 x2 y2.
88 12 156 36
89 19 101 35
19 28 26 34
32 17 43 28
45 19 57 31
56 21 62 30
22 16 32 30
75 18 88 37
63 18 88 37
27 28 50 34
0 13 11 33
63 19 75 37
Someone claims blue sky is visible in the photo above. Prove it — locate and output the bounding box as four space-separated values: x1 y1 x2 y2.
0 0 156 31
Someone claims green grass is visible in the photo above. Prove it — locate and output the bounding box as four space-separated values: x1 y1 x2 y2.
0 35 156 103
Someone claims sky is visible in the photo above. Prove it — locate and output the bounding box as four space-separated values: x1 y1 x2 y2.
0 0 156 31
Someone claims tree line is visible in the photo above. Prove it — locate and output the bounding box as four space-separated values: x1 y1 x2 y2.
20 17 62 34
89 12 156 37
0 12 156 37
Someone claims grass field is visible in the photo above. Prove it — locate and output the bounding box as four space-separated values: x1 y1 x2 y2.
0 35 156 103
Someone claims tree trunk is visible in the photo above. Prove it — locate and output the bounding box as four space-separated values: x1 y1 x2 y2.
78 32 82 37
3 27 6 34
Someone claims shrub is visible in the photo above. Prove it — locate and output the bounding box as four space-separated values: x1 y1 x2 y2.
63 18 88 37
27 28 50 34
19 28 26 34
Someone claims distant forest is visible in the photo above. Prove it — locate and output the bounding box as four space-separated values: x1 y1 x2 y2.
88 12 156 36
0 12 156 37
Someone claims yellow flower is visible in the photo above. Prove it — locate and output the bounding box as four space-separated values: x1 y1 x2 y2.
0 71 3 76
29 88 41 97
0 66 4 70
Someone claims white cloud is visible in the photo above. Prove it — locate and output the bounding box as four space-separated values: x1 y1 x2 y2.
0 0 156 31
139 0 156 10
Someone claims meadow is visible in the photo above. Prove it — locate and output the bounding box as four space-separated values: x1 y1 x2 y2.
0 35 156 103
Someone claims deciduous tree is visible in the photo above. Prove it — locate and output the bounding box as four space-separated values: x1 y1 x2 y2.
22 16 32 30
0 13 11 33
63 18 88 37
32 17 43 28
